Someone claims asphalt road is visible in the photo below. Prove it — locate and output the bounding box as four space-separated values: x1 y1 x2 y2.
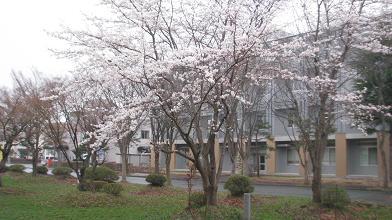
126 176 392 205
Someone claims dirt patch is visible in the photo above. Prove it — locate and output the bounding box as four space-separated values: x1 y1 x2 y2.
53 176 78 184
219 197 243 208
131 187 178 196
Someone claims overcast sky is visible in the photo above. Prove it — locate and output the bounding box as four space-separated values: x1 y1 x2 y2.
0 0 297 88
0 0 103 88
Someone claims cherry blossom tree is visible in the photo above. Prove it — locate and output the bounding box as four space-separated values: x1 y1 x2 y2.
264 0 391 202
53 0 282 205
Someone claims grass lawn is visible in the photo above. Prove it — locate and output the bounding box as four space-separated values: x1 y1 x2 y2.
0 173 391 220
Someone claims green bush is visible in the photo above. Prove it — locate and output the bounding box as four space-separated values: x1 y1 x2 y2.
37 166 48 175
8 164 25 173
145 174 166 187
189 192 206 208
321 187 350 209
52 167 72 176
102 183 123 196
77 180 108 192
77 181 90 191
85 166 119 183
224 175 254 197
89 180 108 192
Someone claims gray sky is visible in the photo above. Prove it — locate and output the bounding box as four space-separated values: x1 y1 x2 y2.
0 0 296 88
0 0 102 88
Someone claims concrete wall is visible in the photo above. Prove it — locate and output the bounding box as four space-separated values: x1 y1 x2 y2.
221 149 234 172
276 147 299 174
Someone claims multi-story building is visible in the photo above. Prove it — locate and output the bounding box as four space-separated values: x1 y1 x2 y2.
121 81 390 182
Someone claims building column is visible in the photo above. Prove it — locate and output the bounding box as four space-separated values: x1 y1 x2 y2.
335 133 347 178
266 138 276 175
377 132 390 182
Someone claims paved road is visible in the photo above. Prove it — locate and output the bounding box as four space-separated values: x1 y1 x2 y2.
127 176 392 205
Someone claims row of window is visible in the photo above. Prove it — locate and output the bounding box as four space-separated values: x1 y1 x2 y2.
286 146 377 166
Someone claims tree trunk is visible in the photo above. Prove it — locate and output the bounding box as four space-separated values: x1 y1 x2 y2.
0 158 7 172
121 146 127 182
389 128 392 184
154 149 160 174
0 158 6 187
256 152 260 177
302 154 310 185
56 149 63 167
91 151 97 172
32 149 39 177
303 164 310 185
204 184 218 206
378 132 389 188
311 152 322 203
165 152 172 186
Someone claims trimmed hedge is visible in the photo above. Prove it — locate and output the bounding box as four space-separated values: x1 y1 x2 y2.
322 187 350 209
37 166 48 175
224 175 254 197
8 164 25 173
102 183 123 196
85 166 119 183
52 167 73 176
146 174 166 187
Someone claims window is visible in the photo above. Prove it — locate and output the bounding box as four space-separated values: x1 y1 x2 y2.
360 147 377 166
141 130 150 139
322 147 336 165
287 148 299 164
259 155 266 170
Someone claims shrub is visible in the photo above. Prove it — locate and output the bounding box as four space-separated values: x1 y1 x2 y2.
321 186 350 209
77 181 90 191
189 192 206 208
224 175 254 197
37 166 48 175
89 180 108 192
78 180 109 192
52 167 72 177
85 166 119 183
8 164 25 173
146 174 167 187
103 183 123 196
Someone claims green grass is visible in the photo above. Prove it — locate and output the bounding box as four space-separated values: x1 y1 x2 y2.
0 174 186 220
0 173 391 220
